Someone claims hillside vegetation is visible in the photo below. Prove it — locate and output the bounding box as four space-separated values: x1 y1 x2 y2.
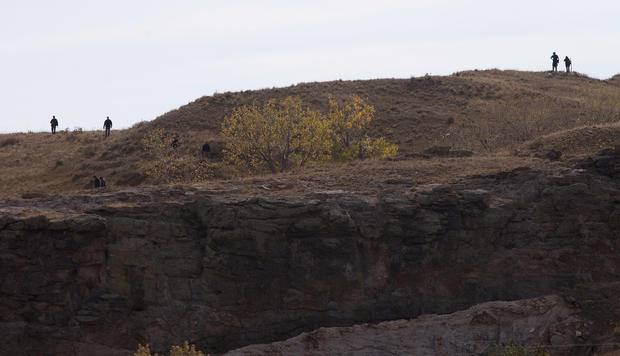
1 69 619 198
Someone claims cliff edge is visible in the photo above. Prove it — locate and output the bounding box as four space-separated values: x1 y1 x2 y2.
1 147 619 355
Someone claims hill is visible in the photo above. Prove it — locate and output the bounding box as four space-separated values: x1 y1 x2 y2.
0 69 619 198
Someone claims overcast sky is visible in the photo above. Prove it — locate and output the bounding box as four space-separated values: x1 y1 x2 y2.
1 0 619 133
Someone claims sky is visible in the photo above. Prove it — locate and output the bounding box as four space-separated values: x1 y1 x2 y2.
1 0 619 133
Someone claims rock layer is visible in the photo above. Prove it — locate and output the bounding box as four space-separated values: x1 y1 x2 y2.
1 152 619 355
225 295 583 356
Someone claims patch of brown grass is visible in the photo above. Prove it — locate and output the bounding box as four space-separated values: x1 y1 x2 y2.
442 74 620 152
190 153 561 197
520 121 620 156
0 126 224 198
0 137 19 148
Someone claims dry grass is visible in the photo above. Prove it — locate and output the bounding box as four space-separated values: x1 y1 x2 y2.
443 71 620 152
520 121 620 156
0 127 222 198
1 69 619 199
186 154 562 197
0 129 144 198
0 137 20 148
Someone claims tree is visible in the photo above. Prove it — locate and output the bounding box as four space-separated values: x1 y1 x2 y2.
328 95 398 161
221 97 331 173
221 95 398 173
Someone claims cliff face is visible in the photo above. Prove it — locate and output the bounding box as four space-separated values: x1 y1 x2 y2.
1 149 619 355
224 295 585 356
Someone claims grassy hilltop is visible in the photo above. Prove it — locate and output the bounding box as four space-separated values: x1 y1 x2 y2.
0 69 619 198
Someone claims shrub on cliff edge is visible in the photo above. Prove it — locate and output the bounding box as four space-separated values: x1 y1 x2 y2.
487 343 550 356
135 341 208 356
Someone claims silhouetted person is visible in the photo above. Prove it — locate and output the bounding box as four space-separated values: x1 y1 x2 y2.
93 176 100 188
551 52 559 72
202 142 211 158
564 56 572 72
50 116 58 134
103 116 112 137
171 137 179 149
100 176 106 188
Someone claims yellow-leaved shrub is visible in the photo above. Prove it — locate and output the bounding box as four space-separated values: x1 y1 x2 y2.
327 95 397 161
221 95 397 173
134 341 208 356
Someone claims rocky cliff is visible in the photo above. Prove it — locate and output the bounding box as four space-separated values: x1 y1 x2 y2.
1 148 619 355
224 295 585 356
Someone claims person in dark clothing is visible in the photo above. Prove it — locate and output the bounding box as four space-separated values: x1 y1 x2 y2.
50 116 59 134
100 177 106 188
171 137 179 149
103 116 113 137
564 56 572 72
202 142 211 158
93 176 100 188
551 52 559 72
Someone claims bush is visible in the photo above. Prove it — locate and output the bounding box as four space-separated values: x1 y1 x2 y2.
221 95 397 173
135 341 208 356
221 96 328 173
327 95 397 161
486 343 550 356
141 128 216 183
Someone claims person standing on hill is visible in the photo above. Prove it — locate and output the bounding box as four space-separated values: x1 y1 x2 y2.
551 52 559 72
103 116 113 137
50 115 59 134
93 176 100 188
564 56 572 73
